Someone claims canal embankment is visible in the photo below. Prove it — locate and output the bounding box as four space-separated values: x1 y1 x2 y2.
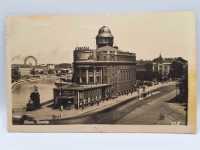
12 75 58 90
12 75 58 111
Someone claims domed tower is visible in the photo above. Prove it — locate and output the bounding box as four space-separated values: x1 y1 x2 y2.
96 26 114 48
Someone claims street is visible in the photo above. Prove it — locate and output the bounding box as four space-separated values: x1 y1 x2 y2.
50 84 186 125
116 87 186 125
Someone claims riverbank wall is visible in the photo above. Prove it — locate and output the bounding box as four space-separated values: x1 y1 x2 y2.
11 76 58 90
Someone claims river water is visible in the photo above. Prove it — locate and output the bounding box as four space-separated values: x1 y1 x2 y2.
12 80 56 109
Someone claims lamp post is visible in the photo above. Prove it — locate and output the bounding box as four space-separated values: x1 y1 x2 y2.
175 66 179 99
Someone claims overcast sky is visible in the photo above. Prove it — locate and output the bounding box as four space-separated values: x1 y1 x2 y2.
7 12 195 64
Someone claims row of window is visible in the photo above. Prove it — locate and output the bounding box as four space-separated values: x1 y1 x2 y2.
80 68 102 73
79 88 102 101
119 70 134 81
97 55 135 61
80 76 102 84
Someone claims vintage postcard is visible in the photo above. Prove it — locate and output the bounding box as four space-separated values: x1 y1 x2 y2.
6 12 197 133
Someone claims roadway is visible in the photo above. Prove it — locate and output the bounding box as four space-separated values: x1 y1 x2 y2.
116 86 186 125
51 84 186 125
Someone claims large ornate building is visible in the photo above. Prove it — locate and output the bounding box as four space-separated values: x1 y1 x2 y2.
54 26 136 109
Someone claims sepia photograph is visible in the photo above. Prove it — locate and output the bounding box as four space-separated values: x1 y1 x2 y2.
6 12 196 132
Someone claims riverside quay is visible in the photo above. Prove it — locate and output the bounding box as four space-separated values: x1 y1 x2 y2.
53 26 137 109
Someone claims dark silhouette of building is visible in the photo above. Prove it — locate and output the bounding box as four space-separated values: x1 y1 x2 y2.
136 60 154 81
136 55 188 83
11 64 21 82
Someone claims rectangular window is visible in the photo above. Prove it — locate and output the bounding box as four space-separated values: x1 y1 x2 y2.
89 77 94 83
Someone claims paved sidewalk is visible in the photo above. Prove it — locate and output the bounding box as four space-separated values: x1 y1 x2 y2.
17 81 177 122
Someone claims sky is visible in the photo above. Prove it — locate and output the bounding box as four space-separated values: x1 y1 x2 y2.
6 12 195 64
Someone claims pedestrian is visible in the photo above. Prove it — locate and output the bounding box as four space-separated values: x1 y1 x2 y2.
137 88 140 99
60 105 63 111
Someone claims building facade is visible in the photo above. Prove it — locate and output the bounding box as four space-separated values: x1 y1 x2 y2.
152 54 180 81
53 26 137 109
11 64 21 82
136 60 154 81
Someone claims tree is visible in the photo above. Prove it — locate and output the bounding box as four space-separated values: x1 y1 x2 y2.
170 58 187 79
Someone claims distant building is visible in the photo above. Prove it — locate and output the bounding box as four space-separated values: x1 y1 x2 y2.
11 64 34 79
136 55 188 82
55 63 72 80
11 64 21 82
55 63 71 69
53 26 136 109
19 65 32 77
47 64 55 70
34 65 46 74
136 60 154 81
152 54 174 81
